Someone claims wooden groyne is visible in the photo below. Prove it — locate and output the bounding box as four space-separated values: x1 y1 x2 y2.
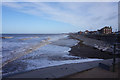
0 37 13 39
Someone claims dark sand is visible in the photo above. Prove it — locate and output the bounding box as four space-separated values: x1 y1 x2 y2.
69 35 115 59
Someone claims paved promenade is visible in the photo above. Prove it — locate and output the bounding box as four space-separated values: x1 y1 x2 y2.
8 58 120 78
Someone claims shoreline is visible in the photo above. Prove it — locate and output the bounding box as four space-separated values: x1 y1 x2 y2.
3 34 119 78
68 34 115 59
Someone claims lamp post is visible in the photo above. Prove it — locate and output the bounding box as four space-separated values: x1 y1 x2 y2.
113 43 116 72
112 29 118 72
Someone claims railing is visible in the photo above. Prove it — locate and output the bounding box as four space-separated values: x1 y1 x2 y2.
115 43 120 52
112 43 120 72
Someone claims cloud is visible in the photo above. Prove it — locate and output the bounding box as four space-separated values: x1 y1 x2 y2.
2 2 118 31
2 0 120 2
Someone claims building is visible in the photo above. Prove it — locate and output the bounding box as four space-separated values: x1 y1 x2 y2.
84 30 89 34
78 31 83 34
89 31 98 34
98 26 112 34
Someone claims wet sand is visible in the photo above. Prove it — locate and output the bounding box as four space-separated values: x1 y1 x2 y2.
69 34 114 59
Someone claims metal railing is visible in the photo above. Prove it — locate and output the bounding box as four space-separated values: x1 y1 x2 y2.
112 43 120 72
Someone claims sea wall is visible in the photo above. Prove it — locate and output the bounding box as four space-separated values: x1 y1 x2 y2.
84 34 120 45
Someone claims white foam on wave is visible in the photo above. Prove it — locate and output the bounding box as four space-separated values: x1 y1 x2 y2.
15 35 102 74
22 58 103 73
2 34 68 66
48 34 68 42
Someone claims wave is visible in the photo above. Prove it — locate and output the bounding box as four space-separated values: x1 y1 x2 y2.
2 34 68 68
2 34 102 77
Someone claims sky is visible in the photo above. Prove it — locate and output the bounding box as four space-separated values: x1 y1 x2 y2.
2 2 118 34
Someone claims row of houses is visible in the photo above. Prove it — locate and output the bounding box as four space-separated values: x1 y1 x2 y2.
78 26 113 35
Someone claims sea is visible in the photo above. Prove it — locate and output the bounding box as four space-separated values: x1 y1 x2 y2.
1 34 101 77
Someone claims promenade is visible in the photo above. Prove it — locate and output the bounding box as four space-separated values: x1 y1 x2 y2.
7 58 120 78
